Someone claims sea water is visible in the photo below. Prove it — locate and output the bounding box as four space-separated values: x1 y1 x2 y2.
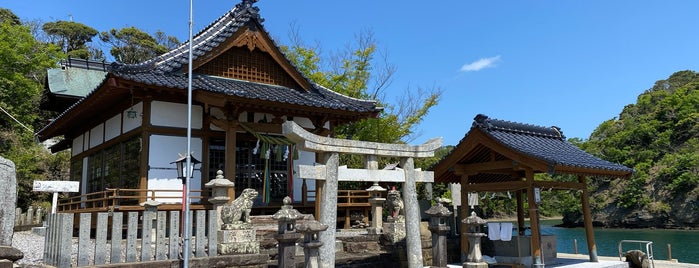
540 219 699 264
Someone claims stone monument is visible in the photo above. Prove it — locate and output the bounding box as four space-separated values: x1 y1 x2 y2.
218 188 260 254
382 186 406 243
0 156 23 267
462 212 488 268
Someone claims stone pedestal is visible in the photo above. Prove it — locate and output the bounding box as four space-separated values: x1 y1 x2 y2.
276 233 301 268
382 219 406 244
218 229 260 255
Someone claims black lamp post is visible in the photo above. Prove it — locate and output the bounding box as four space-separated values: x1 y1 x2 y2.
172 154 201 184
171 153 201 241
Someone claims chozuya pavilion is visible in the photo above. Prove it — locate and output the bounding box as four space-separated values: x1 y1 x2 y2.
431 114 633 266
37 0 381 211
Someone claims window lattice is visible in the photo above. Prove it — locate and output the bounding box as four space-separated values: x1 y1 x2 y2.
198 47 299 89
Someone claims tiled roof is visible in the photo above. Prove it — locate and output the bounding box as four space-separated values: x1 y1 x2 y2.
472 114 633 173
106 0 377 114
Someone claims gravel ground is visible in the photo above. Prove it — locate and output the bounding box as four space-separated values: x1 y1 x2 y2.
11 231 46 267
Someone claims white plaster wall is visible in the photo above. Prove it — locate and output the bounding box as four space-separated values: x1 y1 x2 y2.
83 132 88 151
122 102 142 132
72 134 84 156
150 101 203 129
104 114 121 141
89 124 104 149
147 135 203 203
293 150 316 202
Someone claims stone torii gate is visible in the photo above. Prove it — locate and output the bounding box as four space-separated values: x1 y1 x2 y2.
282 121 442 268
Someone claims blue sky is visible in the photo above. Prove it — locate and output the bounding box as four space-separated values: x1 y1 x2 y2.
5 1 699 146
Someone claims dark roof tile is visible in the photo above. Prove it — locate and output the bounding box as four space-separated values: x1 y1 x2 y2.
472 114 633 173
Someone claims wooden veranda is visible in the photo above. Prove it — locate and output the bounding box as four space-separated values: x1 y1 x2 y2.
432 114 633 265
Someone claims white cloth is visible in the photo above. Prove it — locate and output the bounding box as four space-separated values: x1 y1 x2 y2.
487 222 501 240
500 222 513 241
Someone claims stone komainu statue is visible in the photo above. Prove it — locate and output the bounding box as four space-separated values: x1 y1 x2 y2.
385 187 404 222
221 188 258 230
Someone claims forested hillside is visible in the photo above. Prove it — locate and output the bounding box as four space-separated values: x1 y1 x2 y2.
573 70 699 228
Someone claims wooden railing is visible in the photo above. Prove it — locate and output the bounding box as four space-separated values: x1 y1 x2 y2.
58 188 207 213
57 187 381 229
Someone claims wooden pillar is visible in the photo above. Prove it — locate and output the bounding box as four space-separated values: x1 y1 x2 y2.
225 123 237 200
579 175 598 262
516 189 526 236
525 168 544 266
460 175 469 261
138 97 152 204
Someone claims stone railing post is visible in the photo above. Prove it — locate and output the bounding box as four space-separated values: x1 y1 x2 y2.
297 220 328 268
272 196 304 268
425 198 453 268
205 170 235 229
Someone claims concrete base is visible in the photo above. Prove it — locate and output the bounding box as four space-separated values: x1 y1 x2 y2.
295 240 343 256
218 229 260 255
462 262 489 268
31 226 46 236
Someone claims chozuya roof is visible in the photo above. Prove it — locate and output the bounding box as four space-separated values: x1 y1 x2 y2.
470 114 633 174
107 0 378 113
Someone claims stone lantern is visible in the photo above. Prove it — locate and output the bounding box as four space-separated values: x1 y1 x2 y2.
204 170 235 229
425 197 453 268
462 211 488 268
271 196 304 268
365 182 386 234
297 220 328 268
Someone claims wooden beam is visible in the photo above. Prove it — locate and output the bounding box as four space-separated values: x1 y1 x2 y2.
532 181 586 191
454 160 517 175
462 181 528 192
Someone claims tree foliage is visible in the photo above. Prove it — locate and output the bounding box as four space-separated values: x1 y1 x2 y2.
0 12 69 210
582 70 699 217
42 20 99 59
100 27 180 64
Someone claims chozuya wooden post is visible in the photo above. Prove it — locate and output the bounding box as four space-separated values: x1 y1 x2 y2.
282 121 442 268
525 168 544 267
579 175 598 262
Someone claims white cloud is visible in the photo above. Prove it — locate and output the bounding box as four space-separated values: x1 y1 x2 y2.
459 55 501 72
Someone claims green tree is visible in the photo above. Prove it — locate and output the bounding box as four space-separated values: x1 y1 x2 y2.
100 27 180 64
0 8 20 25
281 29 441 191
42 20 99 59
282 29 441 145
0 13 67 210
0 18 61 131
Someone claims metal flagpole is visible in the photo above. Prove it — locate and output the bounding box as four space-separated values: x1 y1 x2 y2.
184 0 194 266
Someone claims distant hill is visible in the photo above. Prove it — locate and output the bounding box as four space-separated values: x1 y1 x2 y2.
565 70 699 229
